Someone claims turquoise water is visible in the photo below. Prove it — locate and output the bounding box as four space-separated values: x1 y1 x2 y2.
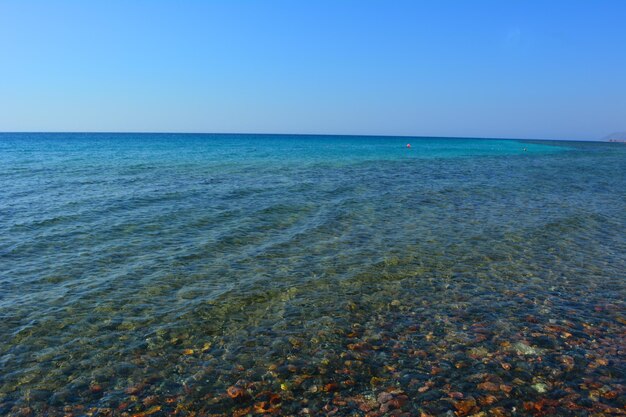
0 133 624 416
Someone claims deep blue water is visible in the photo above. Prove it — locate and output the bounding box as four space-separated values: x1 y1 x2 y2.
0 133 624 416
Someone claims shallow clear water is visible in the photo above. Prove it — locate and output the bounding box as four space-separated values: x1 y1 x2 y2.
0 133 624 417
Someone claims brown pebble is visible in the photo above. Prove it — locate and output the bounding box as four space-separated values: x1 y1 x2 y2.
379 402 393 413
90 384 103 393
395 394 408 406
323 404 339 415
377 391 394 404
477 382 499 392
478 395 497 406
323 382 339 392
17 408 33 417
453 397 477 416
489 407 507 417
253 401 272 414
124 384 143 395
232 406 252 417
357 396 378 412
130 405 161 417
268 393 281 405
227 386 247 400
499 384 513 393
142 395 158 407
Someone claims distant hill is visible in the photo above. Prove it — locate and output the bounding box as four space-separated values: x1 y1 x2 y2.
603 132 626 142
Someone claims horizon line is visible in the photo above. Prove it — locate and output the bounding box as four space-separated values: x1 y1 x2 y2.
0 131 604 143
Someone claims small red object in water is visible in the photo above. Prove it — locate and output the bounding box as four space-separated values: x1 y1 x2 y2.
406 144 411 148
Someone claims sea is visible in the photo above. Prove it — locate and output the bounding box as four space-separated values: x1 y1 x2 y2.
0 133 624 416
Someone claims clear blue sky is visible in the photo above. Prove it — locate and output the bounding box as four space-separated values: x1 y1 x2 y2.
1 1 624 140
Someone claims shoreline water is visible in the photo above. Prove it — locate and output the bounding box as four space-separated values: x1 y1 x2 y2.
0 133 624 416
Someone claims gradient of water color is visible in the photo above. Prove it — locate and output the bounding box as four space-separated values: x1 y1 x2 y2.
0 133 624 416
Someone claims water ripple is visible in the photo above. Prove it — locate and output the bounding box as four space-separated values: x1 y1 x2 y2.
0 134 624 416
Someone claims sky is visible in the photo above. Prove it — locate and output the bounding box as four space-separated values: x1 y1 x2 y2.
0 1 625 140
